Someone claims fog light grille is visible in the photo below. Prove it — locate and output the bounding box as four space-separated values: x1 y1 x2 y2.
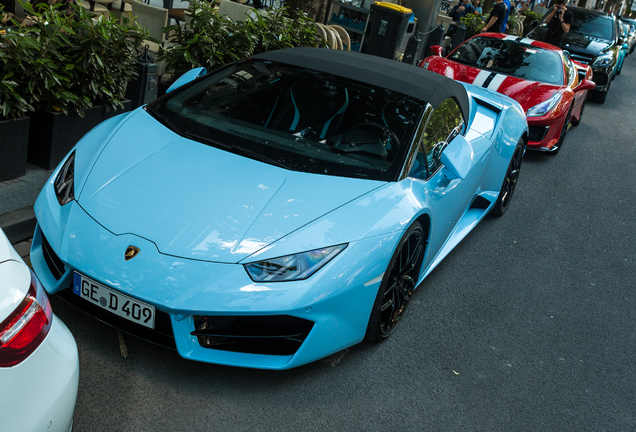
528 125 550 143
192 315 314 356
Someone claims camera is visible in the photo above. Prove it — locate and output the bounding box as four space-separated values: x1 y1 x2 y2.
555 7 564 16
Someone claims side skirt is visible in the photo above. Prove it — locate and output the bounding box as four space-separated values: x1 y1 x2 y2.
421 191 498 281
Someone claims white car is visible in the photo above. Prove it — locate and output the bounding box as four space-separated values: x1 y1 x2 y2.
0 229 79 432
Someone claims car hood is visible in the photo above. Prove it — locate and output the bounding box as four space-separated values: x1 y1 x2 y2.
562 32 613 56
427 58 562 112
77 110 385 263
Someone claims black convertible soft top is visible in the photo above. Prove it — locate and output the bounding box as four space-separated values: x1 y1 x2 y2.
253 47 470 121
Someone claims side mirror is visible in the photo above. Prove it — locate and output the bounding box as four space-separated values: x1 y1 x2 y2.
440 135 473 180
563 49 571 59
430 45 444 56
573 79 596 92
166 67 207 93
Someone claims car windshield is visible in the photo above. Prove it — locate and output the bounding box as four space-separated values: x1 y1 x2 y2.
449 37 564 85
569 10 614 40
145 60 424 182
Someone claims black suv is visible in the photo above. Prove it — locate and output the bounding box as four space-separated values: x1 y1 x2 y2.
527 7 620 103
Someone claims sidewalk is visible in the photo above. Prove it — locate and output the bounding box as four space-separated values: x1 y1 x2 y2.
0 163 52 245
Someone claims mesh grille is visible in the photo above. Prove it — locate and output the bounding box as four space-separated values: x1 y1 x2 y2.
192 315 314 356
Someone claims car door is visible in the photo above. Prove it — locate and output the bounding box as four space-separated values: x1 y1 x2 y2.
564 54 584 113
407 98 481 267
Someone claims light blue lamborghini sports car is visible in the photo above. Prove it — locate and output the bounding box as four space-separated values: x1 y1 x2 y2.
31 48 527 369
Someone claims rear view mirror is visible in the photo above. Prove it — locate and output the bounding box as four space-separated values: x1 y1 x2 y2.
166 67 207 93
430 45 444 56
574 79 596 92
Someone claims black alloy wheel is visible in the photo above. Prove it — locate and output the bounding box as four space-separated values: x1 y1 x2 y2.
490 139 524 217
365 222 425 342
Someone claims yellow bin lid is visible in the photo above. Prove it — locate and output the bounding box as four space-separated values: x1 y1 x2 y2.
373 2 413 14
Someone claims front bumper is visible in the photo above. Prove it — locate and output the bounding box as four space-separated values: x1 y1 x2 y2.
525 114 566 152
591 64 615 92
31 192 399 369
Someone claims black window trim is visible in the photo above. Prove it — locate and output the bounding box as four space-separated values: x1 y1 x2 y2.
402 97 466 182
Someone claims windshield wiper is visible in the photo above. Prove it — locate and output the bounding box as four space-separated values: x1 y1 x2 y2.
183 131 288 169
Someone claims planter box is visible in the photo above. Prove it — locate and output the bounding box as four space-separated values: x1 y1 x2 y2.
0 116 30 182
28 100 132 170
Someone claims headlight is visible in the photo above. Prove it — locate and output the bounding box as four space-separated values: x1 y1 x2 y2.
244 244 347 282
526 92 562 117
54 151 75 206
592 53 614 67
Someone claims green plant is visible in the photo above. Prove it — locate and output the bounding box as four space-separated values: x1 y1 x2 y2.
0 75 32 121
64 7 148 113
0 1 147 120
506 14 521 35
0 2 80 120
159 1 324 79
521 9 542 22
461 12 485 38
248 7 324 55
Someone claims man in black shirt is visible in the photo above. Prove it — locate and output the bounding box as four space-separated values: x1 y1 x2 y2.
481 0 506 33
543 0 573 46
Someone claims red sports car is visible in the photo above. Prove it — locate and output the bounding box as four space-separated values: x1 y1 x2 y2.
419 34 595 153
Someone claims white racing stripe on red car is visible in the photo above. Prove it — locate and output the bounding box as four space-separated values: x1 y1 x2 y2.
473 70 492 87
519 38 535 45
487 74 507 92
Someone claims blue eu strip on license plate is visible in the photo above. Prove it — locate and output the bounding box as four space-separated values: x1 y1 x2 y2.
73 272 156 329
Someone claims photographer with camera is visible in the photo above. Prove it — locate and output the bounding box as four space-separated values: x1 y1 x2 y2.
543 0 573 46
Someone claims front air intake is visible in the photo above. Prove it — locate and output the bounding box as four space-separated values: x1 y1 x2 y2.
192 315 314 356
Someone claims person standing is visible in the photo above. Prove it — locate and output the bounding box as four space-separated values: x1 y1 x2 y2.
448 0 475 36
472 0 483 15
481 0 506 32
543 0 573 46
449 0 476 21
501 0 511 32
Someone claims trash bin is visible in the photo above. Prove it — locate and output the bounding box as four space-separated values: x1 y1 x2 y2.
397 15 417 61
402 32 422 65
363 2 415 61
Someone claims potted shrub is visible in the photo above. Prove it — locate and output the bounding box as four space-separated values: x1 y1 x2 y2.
22 3 147 169
461 13 485 39
0 23 38 181
159 1 324 81
0 75 32 181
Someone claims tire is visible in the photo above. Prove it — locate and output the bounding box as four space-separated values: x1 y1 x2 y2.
549 107 572 155
490 139 524 217
365 222 425 342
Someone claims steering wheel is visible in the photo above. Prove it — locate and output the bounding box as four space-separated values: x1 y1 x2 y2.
352 122 400 149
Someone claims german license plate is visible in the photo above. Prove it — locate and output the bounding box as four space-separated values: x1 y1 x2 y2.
73 273 155 329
